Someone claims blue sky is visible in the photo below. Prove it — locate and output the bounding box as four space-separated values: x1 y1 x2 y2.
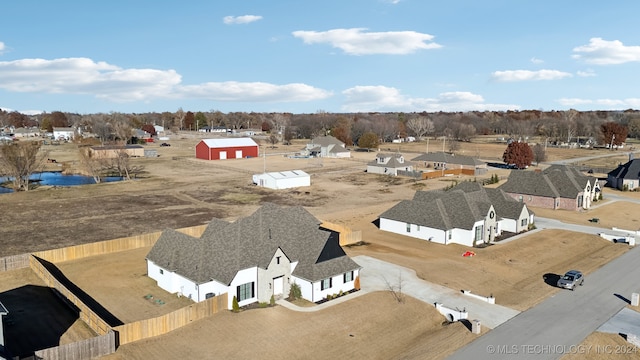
1 1 640 115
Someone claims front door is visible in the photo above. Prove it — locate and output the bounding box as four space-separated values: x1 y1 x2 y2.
219 151 227 160
235 150 243 159
273 276 284 296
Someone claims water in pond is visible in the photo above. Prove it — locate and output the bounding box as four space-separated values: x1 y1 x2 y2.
0 172 123 193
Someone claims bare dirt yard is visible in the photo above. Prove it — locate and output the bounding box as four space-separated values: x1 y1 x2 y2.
1 135 639 358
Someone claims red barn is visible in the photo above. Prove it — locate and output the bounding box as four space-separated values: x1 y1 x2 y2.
195 138 259 160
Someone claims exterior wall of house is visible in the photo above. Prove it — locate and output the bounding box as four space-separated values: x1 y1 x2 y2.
195 141 259 160
291 276 313 301
147 260 214 301
505 193 558 209
228 267 259 308
380 218 447 244
257 248 292 302
311 269 360 302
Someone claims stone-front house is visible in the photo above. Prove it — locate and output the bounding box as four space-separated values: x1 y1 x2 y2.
498 165 600 211
146 203 361 309
379 182 533 247
366 153 413 176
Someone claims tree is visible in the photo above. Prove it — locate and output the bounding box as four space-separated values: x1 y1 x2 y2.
110 150 145 180
141 124 157 137
184 111 195 130
532 143 547 165
502 141 533 169
268 134 279 148
232 296 240 313
0 141 47 191
194 112 208 130
358 132 379 152
78 146 110 184
406 115 434 139
600 122 628 149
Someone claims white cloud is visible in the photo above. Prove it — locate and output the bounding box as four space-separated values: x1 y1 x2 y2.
341 85 518 112
178 81 332 102
223 15 262 25
0 57 181 102
0 57 331 104
572 38 640 65
557 97 640 109
292 28 441 55
0 42 5 54
576 69 596 77
491 69 572 82
530 57 544 64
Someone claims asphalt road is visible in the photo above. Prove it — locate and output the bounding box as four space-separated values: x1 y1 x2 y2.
448 243 640 360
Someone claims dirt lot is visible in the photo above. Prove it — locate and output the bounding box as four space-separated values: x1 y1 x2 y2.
2 135 639 358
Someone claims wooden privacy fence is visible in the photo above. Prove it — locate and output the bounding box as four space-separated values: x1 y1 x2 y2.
29 255 113 336
0 253 30 271
114 293 227 345
321 222 362 246
34 331 116 360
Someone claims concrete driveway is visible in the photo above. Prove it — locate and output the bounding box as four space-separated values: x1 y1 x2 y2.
353 255 520 329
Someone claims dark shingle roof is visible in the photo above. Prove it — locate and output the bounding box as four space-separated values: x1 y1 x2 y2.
499 165 594 199
147 203 360 285
367 153 409 168
310 135 345 147
380 181 528 230
608 159 640 180
411 152 485 166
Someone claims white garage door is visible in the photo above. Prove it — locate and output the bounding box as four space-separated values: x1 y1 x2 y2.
219 151 227 160
236 150 243 159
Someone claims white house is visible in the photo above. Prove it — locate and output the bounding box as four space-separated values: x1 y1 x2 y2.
146 203 361 309
379 182 534 247
53 127 76 141
305 136 350 158
367 153 413 176
253 170 310 189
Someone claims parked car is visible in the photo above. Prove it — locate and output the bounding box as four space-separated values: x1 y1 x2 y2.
160 143 171 147
557 270 584 290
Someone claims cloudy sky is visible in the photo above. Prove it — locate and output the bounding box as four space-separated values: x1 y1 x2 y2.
1 1 640 115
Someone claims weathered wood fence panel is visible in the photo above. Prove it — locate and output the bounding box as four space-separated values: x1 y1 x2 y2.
0 253 30 271
114 293 227 345
321 222 362 246
34 331 116 360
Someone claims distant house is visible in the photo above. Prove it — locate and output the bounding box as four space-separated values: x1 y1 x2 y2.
379 182 534 247
12 127 41 138
195 138 259 160
305 136 350 158
53 127 76 141
411 152 487 176
253 170 311 189
498 165 600 211
89 145 145 158
146 203 361 308
367 153 413 176
153 125 165 134
607 155 640 190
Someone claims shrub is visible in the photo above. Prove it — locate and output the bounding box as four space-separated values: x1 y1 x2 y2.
289 282 302 300
270 295 276 306
258 302 269 308
354 276 361 290
232 296 240 312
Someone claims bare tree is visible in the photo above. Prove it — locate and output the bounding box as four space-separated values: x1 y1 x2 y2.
111 150 144 180
532 143 547 165
175 108 185 131
0 141 47 191
78 146 109 183
383 272 405 304
406 115 435 139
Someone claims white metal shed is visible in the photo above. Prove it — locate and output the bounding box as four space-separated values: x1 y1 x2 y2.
252 170 310 189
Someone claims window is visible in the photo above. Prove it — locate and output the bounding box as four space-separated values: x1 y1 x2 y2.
159 269 164 275
343 271 354 283
276 256 281 264
521 218 528 226
406 223 411 233
416 225 420 231
321 278 332 291
448 230 452 240
237 282 255 302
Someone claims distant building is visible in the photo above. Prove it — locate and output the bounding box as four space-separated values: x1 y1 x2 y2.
53 127 76 141
89 145 145 158
305 136 350 158
367 153 413 176
253 170 311 189
195 138 259 160
608 155 640 190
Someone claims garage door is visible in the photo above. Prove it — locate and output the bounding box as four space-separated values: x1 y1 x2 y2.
219 151 227 160
236 150 243 159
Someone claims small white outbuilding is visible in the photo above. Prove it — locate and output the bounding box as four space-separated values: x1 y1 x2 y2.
253 170 310 189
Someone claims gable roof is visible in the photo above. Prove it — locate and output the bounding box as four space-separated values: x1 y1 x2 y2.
608 158 640 180
380 181 528 231
309 135 345 148
147 203 360 285
411 152 485 166
200 137 258 148
499 165 594 198
368 153 408 168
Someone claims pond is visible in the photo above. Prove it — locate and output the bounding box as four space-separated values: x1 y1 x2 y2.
0 172 123 194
